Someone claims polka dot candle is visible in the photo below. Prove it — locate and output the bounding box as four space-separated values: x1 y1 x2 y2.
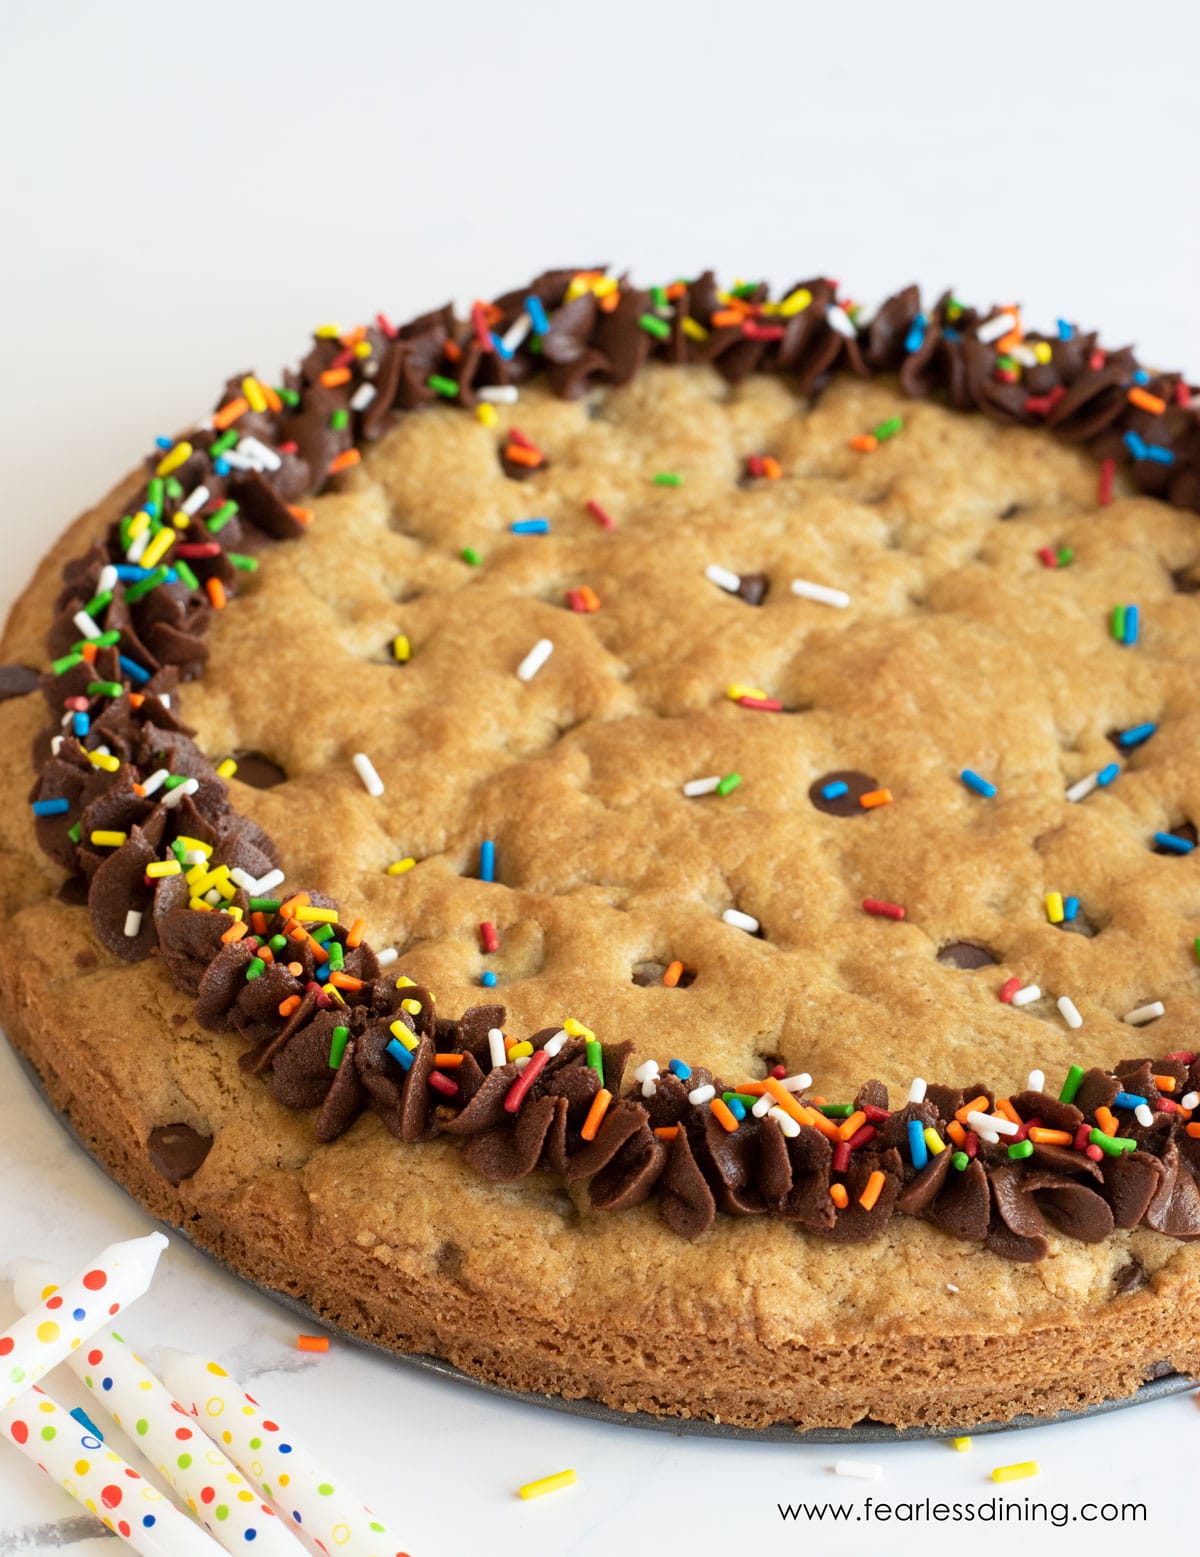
13 1260 298 1556
159 1350 402 1557
0 1232 167 1410
1 1383 222 1555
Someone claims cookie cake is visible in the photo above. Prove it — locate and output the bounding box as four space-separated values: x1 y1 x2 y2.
3 269 1200 1433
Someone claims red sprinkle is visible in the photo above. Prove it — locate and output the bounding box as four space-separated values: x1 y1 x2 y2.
1165 1051 1197 1064
862 898 905 921
832 1141 851 1174
1175 381 1193 408
1089 349 1106 371
586 498 614 530
845 1124 877 1152
746 454 765 479
1085 1144 1104 1162
738 696 784 712
375 311 398 339
998 977 1022 1005
503 1047 549 1113
428 1070 458 1098
741 321 785 341
480 921 499 953
471 302 493 351
176 543 222 558
507 426 539 452
1037 546 1058 568
862 1104 891 1124
1098 456 1115 507
277 440 299 456
964 1130 979 1159
1073 1124 1092 1152
770 1064 787 1080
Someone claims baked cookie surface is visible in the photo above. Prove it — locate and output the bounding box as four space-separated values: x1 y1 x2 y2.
4 277 1200 1430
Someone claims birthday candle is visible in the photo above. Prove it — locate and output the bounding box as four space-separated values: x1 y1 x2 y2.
1 1384 222 1555
0 1232 167 1409
159 1350 400 1557
13 1261 298 1556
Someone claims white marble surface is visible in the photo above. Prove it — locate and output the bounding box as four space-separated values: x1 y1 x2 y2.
4 1 1200 1551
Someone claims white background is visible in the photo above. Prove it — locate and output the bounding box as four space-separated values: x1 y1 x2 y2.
2 1 1200 1551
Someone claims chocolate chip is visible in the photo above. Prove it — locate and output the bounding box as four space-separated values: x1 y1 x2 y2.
58 876 90 907
1145 1358 1175 1380
735 573 770 606
937 942 999 970
808 770 880 817
999 503 1022 519
147 1123 213 1185
0 665 39 702
1172 565 1200 594
231 751 287 789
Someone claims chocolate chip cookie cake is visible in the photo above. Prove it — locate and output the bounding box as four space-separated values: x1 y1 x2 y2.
4 269 1200 1431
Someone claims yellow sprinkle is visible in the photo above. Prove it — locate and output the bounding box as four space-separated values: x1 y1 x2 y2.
242 376 268 414
354 340 372 358
216 758 238 780
392 635 411 663
140 526 175 570
476 402 498 427
186 865 212 889
295 906 339 923
400 997 422 1016
923 1127 946 1156
563 1017 595 1041
387 858 416 876
155 441 193 478
681 316 708 343
145 861 182 878
727 683 768 702
86 751 120 773
780 286 813 317
173 512 190 529
1045 891 1064 924
315 324 340 339
395 974 416 989
1034 341 1053 364
127 510 151 540
991 1461 1039 1483
593 277 618 298
951 1436 971 1452
213 877 236 901
389 1020 418 1051
508 1041 534 1060
519 1468 577 1501
227 905 244 922
90 829 127 848
176 836 212 856
188 897 215 912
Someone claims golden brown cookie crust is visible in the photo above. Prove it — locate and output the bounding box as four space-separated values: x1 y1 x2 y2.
4 368 1200 1430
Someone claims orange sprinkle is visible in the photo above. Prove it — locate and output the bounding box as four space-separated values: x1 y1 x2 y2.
329 972 363 991
575 585 601 612
580 1088 613 1142
80 642 97 663
278 995 302 1018
710 1097 740 1133
995 1097 1021 1126
830 1183 849 1209
1128 387 1165 415
1028 1127 1073 1146
129 692 145 708
738 1081 768 1096
296 1335 329 1353
946 1120 967 1148
345 917 366 948
1096 1105 1119 1137
435 1053 465 1069
1187 1123 1200 1139
287 505 315 525
654 1126 680 1141
1153 1074 1177 1092
598 289 620 314
287 962 304 977
443 339 462 363
261 383 282 413
482 301 504 327
257 945 274 965
280 892 311 919
996 328 1023 355
710 308 743 328
305 933 329 965
212 396 249 430
340 325 367 347
250 911 268 936
206 577 227 611
503 444 543 468
665 281 687 300
662 959 684 988
761 456 782 480
837 1109 867 1141
763 1077 812 1129
859 788 893 809
319 367 352 388
955 1094 991 1125
328 448 361 475
859 1169 886 1211
220 920 248 944
850 434 878 452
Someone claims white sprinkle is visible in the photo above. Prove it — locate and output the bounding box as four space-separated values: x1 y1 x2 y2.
59 709 74 729
853 300 880 331
181 850 207 866
683 776 722 798
125 529 149 565
1057 995 1083 1030
1124 1000 1165 1026
180 484 210 517
50 735 63 755
946 1282 960 1293
161 777 199 809
543 1029 569 1059
966 1110 1019 1138
1135 1104 1155 1127
976 310 1018 345
634 1060 660 1084
722 907 760 934
254 868 286 895
791 577 850 609
705 564 741 594
376 948 399 967
123 909 143 938
752 1094 774 1119
1183 1091 1200 1111
1009 344 1039 368
688 1083 716 1107
488 1028 508 1069
908 1076 928 1105
502 314 533 356
73 610 100 640
97 564 117 594
353 752 384 796
477 385 519 404
641 1079 658 1098
94 745 111 758
825 305 858 340
516 638 554 682
1026 1069 1046 1093
513 1055 531 1072
159 693 171 709
229 867 257 892
834 1459 881 1481
779 1072 813 1093
203 889 221 906
350 383 377 412
232 436 282 473
1065 773 1098 804
1010 983 1041 1007
769 1106 801 1138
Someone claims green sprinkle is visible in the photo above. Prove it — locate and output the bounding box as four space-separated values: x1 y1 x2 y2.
208 429 239 458
722 1092 759 1109
638 312 671 341
731 281 758 299
67 822 81 843
85 590 113 617
1008 1139 1034 1160
461 546 482 566
170 839 188 863
124 566 169 603
268 934 288 953
873 416 904 442
312 922 334 944
87 680 123 699
995 354 1017 374
818 1103 855 1118
1111 604 1127 641
327 940 344 971
165 477 184 500
951 1150 969 1171
946 298 963 320
329 1025 350 1070
428 374 459 398
716 772 742 796
585 1038 604 1084
1056 546 1073 567
248 896 282 913
277 385 301 408
1194 936 1200 964
244 958 265 982
1089 1126 1136 1157
118 515 133 551
162 774 188 790
650 285 668 309
75 631 119 652
52 651 84 675
527 336 543 355
1059 1064 1085 1105
330 408 349 431
206 501 239 534
147 477 164 513
175 559 200 592
653 472 683 487
228 552 259 571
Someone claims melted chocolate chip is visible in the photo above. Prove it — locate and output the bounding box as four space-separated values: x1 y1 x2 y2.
1113 1256 1147 1295
147 1123 213 1184
998 503 1022 520
735 573 770 606
631 960 696 989
231 751 287 789
0 665 39 702
808 770 880 817
936 942 999 970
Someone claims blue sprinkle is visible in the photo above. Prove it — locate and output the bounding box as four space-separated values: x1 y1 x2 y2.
1124 429 1148 460
32 798 70 817
315 963 330 983
155 436 173 450
479 839 495 883
1063 895 1080 922
960 768 997 799
1117 722 1156 747
114 564 150 581
480 970 498 988
214 457 231 477
668 1058 691 1080
1057 319 1074 340
511 518 550 535
1132 368 1150 385
118 654 151 685
69 1406 103 1440
73 712 90 737
143 501 159 520
386 1037 415 1071
1114 1091 1148 1110
525 295 550 335
1123 604 1140 646
1145 443 1175 466
942 327 961 342
904 313 927 354
1155 831 1195 855
820 781 849 801
1097 763 1120 787
490 332 513 361
907 1118 928 1171
728 1098 746 1121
